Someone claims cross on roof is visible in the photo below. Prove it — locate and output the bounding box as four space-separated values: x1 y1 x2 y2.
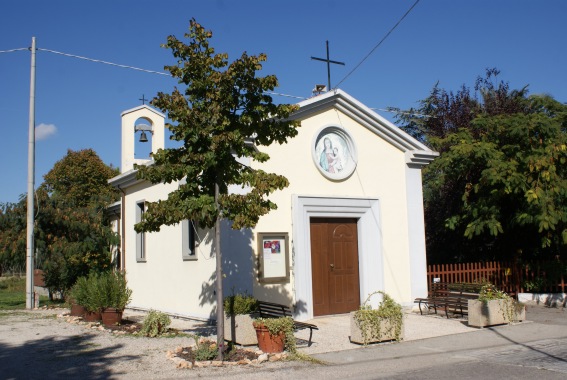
311 41 345 91
139 94 148 105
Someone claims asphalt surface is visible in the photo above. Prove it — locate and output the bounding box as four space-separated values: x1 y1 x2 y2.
1 304 565 379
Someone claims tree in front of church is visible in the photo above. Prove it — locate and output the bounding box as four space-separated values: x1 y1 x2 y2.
395 69 567 263
134 20 300 358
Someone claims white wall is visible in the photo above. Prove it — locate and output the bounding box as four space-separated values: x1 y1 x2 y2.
123 181 218 320
252 107 416 318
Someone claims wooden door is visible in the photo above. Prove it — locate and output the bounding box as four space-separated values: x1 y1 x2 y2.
310 218 360 316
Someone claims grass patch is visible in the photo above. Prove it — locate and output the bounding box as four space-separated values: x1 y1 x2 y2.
0 276 65 310
0 277 26 310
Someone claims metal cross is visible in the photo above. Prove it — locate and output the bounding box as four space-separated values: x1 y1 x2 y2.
311 41 345 91
139 94 148 105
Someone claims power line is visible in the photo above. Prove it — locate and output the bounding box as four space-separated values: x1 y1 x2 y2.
37 48 170 76
335 0 421 88
266 92 306 100
0 47 28 54
6 45 415 112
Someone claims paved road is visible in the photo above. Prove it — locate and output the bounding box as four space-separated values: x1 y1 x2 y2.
221 304 567 380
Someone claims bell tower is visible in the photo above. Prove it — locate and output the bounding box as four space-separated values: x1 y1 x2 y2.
120 105 165 173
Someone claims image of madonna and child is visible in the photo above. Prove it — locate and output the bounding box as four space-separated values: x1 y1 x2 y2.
319 137 343 173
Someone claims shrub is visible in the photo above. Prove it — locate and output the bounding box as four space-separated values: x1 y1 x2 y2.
96 271 132 310
224 293 258 316
69 276 89 307
71 271 132 312
353 291 403 345
191 335 220 361
253 316 296 353
139 310 171 337
80 272 104 313
477 282 524 322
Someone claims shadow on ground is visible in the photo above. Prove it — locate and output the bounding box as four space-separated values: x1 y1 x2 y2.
0 332 136 379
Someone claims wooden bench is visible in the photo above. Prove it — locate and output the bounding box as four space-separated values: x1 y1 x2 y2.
414 282 482 318
257 301 319 346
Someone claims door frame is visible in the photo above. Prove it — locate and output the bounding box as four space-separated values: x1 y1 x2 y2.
292 196 383 321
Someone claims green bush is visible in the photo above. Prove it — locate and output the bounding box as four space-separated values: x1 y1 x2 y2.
96 271 132 311
139 310 171 337
253 316 296 353
69 276 89 306
477 282 524 322
353 291 403 345
223 293 258 316
71 271 132 312
79 272 104 313
191 335 221 361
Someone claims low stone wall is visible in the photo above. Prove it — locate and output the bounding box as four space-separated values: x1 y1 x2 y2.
518 293 567 307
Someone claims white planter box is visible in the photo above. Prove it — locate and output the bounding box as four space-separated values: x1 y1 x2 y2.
224 314 258 346
468 299 526 328
349 311 404 344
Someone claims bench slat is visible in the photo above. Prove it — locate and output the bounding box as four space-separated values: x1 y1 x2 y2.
256 301 318 346
413 282 483 318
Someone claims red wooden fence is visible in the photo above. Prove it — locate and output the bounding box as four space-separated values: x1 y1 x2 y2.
427 261 566 294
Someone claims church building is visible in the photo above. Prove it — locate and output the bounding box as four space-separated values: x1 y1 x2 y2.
108 89 438 322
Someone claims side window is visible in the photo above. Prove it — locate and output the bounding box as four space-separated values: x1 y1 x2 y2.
182 219 197 260
136 201 146 262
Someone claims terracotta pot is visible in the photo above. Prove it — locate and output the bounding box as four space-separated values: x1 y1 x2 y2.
254 323 285 353
70 304 86 317
83 311 102 322
101 308 123 327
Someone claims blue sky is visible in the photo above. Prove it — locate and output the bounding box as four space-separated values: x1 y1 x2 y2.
1 0 566 204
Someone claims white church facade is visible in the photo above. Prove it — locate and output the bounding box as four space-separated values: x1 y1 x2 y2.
108 89 438 322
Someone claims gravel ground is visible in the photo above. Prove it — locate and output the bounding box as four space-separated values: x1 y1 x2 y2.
0 308 308 379
0 306 493 379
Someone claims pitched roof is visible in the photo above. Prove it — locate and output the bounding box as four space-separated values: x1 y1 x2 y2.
294 89 438 166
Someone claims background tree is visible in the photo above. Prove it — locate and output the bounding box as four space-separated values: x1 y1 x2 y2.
0 199 27 276
396 69 567 263
38 149 119 297
135 20 300 358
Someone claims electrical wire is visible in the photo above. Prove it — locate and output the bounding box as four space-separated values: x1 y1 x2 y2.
36 48 308 100
37 48 170 76
265 92 306 100
11 45 420 117
0 47 28 53
335 0 421 89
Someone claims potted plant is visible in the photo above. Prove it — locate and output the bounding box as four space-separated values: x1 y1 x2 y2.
68 276 88 317
468 283 526 328
81 272 104 322
253 316 295 353
223 293 259 345
97 271 133 327
350 291 404 345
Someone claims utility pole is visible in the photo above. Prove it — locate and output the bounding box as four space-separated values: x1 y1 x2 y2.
214 180 224 360
26 37 36 309
311 40 345 91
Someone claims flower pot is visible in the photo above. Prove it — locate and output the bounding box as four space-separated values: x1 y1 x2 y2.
468 299 526 328
349 311 404 345
70 303 86 317
224 314 258 345
101 308 123 327
83 311 102 322
254 323 285 353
